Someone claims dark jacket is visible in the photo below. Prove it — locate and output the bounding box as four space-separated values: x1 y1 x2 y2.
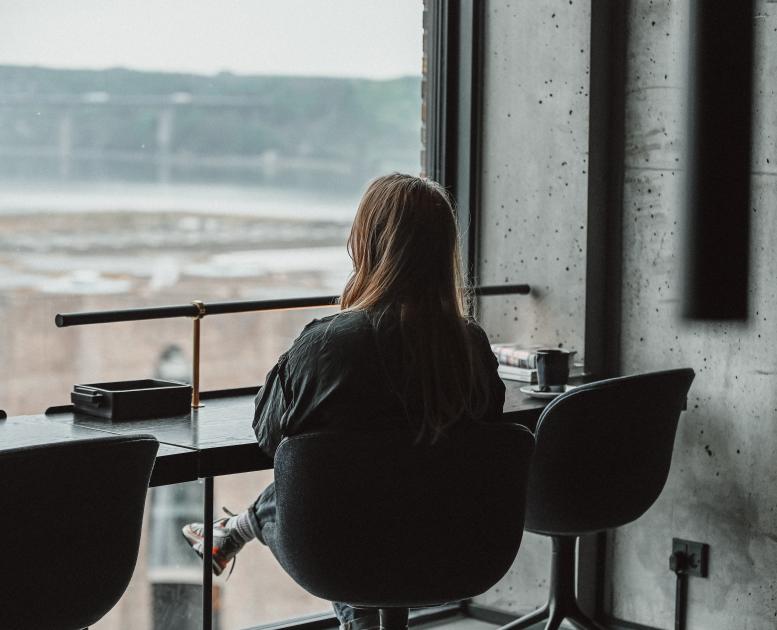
252 309 505 458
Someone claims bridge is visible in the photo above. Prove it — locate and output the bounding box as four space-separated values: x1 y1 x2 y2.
0 93 355 182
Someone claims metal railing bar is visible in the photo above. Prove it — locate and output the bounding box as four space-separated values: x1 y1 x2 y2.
55 284 531 328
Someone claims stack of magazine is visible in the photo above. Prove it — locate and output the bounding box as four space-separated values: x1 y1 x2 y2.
490 344 583 383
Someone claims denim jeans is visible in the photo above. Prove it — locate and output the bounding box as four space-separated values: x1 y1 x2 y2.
248 482 381 630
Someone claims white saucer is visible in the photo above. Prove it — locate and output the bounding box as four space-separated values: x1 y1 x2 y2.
519 384 576 400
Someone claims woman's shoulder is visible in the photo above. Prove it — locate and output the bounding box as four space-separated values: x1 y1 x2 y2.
288 311 491 358
462 318 498 362
299 309 371 337
288 310 373 356
463 318 491 343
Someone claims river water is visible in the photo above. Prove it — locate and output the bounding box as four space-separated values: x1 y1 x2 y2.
0 181 362 221
0 181 358 295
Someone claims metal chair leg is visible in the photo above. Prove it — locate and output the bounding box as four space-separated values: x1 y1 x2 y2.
380 607 409 630
545 536 608 630
543 606 566 630
565 608 609 630
499 603 550 630
499 536 608 630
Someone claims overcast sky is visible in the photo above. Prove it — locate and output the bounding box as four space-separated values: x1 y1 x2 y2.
0 0 423 79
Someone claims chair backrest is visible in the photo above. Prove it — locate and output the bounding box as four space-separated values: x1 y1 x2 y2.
526 368 695 536
273 422 535 608
0 434 159 630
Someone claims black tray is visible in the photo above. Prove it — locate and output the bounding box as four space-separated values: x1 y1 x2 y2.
71 379 192 420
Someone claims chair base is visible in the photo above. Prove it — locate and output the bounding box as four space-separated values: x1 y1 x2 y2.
500 605 607 630
498 536 607 630
380 608 409 630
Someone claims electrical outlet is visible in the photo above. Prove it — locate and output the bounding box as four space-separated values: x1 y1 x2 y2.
672 538 709 577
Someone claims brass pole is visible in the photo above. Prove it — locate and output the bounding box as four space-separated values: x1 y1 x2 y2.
191 300 206 408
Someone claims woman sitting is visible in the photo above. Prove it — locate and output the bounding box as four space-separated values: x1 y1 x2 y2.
183 172 505 630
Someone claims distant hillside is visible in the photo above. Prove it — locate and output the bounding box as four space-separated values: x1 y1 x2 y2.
0 65 422 189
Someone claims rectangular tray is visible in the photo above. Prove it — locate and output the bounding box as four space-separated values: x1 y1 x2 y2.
71 379 192 421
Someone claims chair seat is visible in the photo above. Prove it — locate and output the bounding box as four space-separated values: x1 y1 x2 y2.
0 435 158 630
272 422 535 609
500 368 695 630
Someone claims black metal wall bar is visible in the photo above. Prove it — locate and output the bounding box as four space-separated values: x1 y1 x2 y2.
55 284 531 328
584 0 630 624
584 0 628 383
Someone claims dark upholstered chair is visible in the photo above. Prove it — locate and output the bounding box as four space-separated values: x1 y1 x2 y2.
273 423 536 629
0 434 159 630
501 368 695 630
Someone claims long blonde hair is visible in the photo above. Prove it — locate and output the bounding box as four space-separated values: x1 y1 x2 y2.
341 173 491 441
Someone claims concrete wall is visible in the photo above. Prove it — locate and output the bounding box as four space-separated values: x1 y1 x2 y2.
477 1 777 627
474 0 591 614
611 1 777 628
477 0 591 357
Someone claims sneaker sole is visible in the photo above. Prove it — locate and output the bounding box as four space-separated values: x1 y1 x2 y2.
181 526 225 577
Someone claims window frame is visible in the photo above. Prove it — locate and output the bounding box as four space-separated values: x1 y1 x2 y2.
423 0 484 287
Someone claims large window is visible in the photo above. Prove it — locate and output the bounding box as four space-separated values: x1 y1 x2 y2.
0 1 422 627
0 0 423 414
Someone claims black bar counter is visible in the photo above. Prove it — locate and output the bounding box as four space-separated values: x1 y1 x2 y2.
1 380 552 485
0 414 198 487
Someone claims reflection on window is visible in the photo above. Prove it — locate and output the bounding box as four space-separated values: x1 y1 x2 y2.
0 1 422 627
